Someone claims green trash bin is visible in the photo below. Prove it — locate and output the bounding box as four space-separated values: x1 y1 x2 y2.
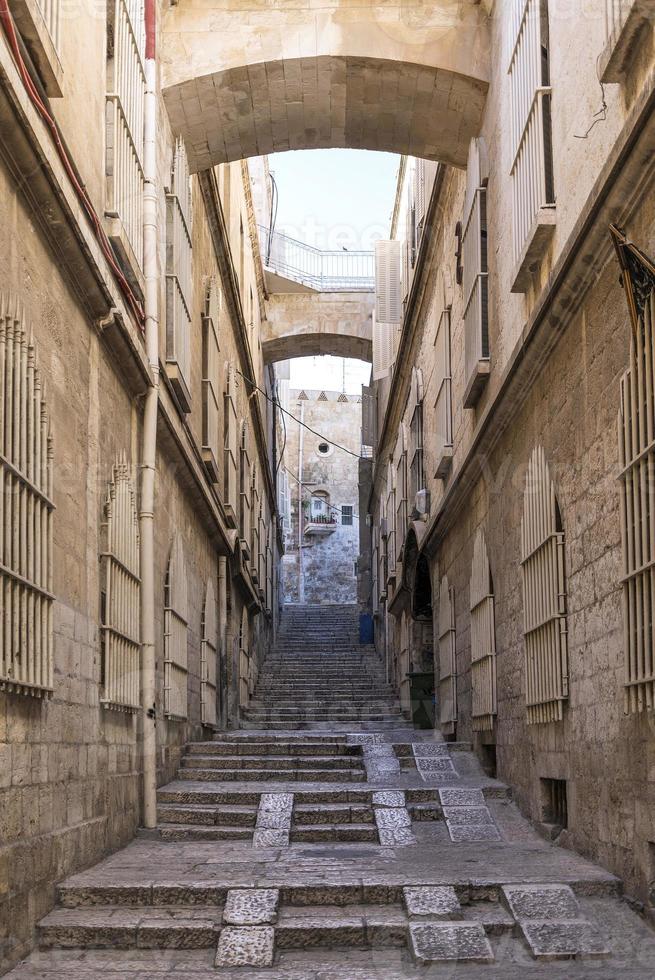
406 671 435 729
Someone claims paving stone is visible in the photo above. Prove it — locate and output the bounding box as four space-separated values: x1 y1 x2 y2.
223 889 280 926
447 823 502 842
502 884 580 921
346 734 384 745
256 811 292 830
412 743 450 757
442 806 494 826
372 791 405 807
439 788 485 807
259 794 294 812
409 921 494 964
215 925 275 967
253 829 290 847
403 886 462 919
374 807 411 830
519 920 611 960
377 826 416 846
414 757 457 772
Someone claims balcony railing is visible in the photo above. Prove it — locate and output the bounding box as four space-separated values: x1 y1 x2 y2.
259 226 374 292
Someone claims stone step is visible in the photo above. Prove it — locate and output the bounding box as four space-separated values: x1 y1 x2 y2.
180 754 365 771
290 823 379 843
156 825 253 842
293 803 374 825
177 766 366 782
156 804 257 826
185 741 361 757
275 905 406 950
239 719 406 731
39 907 222 949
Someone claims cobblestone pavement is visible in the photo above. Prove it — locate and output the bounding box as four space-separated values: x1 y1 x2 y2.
7 609 655 977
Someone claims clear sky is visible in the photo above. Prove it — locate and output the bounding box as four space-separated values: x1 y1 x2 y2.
268 148 400 251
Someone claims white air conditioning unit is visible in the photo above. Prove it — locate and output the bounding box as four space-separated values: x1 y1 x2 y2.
411 490 430 521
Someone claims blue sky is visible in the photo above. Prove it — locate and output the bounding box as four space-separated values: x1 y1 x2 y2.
268 149 400 251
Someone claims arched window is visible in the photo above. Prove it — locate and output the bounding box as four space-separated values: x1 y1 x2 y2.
0 310 54 696
164 534 189 719
101 455 140 710
470 529 496 732
617 254 655 714
201 576 218 727
238 606 250 708
438 575 457 734
520 446 568 724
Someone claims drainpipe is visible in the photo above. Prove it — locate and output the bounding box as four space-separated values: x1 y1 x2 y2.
140 0 159 828
297 400 304 604
218 557 227 728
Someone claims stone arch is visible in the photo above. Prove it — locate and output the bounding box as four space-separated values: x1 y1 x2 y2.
162 3 491 172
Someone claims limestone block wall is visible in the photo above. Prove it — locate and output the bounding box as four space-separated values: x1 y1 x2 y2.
282 390 362 605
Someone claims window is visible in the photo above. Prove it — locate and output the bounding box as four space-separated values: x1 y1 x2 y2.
508 0 556 291
100 456 140 710
311 492 329 520
239 423 252 556
11 0 63 95
470 529 497 732
435 305 453 477
0 312 54 697
462 137 490 407
395 428 408 558
601 0 650 83
164 534 189 720
342 505 354 526
541 778 568 830
316 441 331 457
438 575 457 735
250 465 260 579
106 0 146 278
520 446 568 724
238 606 250 707
223 363 238 527
201 577 218 728
409 368 424 499
386 460 396 574
202 278 221 482
166 138 193 412
616 233 655 715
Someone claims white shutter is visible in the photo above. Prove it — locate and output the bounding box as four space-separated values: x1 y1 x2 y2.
375 240 402 323
372 312 396 381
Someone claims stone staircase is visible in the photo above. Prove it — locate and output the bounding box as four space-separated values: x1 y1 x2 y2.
242 604 404 729
11 604 655 978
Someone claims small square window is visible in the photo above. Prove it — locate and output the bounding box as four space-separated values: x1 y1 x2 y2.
342 505 353 526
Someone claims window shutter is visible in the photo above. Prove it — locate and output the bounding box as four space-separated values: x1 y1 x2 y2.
470 529 497 732
438 576 457 734
375 240 402 323
201 577 218 727
164 534 189 720
462 136 490 407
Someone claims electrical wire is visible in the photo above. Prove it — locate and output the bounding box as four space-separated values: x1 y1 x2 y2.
235 367 362 459
0 1 145 329
283 463 357 520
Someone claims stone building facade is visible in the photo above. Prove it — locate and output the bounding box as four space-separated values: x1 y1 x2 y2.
365 4 655 912
0 6 281 971
282 388 362 606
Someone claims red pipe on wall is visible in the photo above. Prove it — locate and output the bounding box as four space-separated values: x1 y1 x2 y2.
0 0 146 330
145 0 156 60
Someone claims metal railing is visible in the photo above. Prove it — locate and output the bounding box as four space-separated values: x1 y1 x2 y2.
259 225 374 291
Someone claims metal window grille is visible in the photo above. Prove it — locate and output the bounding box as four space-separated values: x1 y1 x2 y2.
341 505 354 526
438 575 457 733
100 455 140 710
105 0 145 270
166 138 193 403
0 304 54 697
164 534 189 720
462 139 489 397
239 424 252 554
37 0 61 50
619 289 655 714
470 529 497 731
201 577 218 727
238 608 250 708
435 307 453 472
520 446 568 724
224 363 238 523
508 0 555 265
202 278 221 482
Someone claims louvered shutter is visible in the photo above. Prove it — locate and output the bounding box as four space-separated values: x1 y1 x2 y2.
375 240 402 323
361 385 376 448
